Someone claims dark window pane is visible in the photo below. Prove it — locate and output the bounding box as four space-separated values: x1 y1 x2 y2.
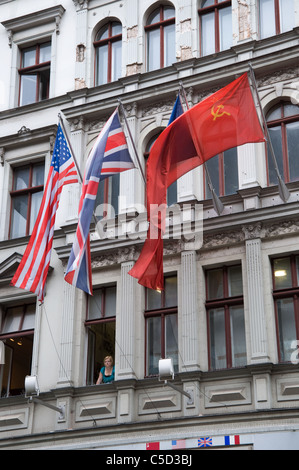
147 316 161 375
287 121 299 182
165 314 178 372
205 155 220 197
230 306 246 367
228 266 243 296
273 258 292 289
224 147 238 195
207 269 223 299
277 298 296 362
209 308 226 370
267 127 283 185
165 277 178 307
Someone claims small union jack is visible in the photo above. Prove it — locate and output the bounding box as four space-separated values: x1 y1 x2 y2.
198 437 212 448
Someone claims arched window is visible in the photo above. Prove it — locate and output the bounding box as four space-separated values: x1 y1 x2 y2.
94 21 122 85
259 0 294 39
266 102 299 185
199 0 232 57
145 5 176 72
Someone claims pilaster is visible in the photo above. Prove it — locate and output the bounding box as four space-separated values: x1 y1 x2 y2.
117 261 136 379
57 282 77 387
180 251 200 371
243 224 270 364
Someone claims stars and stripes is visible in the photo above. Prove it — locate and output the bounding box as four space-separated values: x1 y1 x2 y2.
11 123 78 302
64 107 135 295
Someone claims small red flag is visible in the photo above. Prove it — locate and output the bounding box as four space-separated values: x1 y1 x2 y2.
129 73 265 291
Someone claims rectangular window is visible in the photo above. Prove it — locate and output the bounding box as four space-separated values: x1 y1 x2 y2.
10 162 44 239
0 303 35 397
145 276 178 376
205 148 238 198
19 42 51 106
272 255 299 362
259 0 294 39
85 286 116 385
206 265 246 370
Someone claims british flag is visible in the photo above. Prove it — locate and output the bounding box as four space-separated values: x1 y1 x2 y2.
198 437 213 448
11 123 78 302
64 108 135 295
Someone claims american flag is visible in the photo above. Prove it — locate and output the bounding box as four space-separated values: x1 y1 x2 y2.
172 439 186 449
11 123 78 302
64 108 135 295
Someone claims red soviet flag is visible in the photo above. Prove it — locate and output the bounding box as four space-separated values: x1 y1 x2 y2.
129 73 265 291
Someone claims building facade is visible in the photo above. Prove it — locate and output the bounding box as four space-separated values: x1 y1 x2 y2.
0 0 299 450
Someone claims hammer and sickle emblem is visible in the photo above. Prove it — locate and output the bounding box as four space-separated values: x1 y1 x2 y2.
211 104 231 121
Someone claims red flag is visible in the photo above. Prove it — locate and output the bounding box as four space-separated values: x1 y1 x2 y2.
129 73 265 290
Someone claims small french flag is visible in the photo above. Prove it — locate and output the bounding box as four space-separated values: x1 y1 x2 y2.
224 435 240 446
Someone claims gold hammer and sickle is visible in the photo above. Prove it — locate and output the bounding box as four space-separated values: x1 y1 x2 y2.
211 104 231 121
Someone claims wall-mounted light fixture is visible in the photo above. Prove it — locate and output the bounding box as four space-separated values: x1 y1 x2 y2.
158 358 194 405
25 375 65 420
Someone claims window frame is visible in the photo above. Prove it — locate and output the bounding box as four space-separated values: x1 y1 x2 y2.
205 265 246 370
9 161 45 239
259 0 294 39
204 147 238 198
266 101 299 185
144 275 178 376
18 42 51 106
145 5 176 71
0 302 35 398
85 285 116 385
93 21 122 85
272 255 299 363
198 0 232 56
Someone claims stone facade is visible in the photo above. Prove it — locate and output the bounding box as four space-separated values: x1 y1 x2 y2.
0 0 299 450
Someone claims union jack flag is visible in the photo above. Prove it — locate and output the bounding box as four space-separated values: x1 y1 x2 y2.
11 123 78 302
198 437 213 448
64 108 135 295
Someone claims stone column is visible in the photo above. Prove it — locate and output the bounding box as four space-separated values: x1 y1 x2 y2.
180 250 200 371
117 261 136 379
243 224 270 363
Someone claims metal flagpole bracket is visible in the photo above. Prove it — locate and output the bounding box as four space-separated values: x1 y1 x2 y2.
248 63 290 203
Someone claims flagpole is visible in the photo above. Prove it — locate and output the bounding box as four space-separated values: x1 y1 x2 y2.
58 113 83 184
179 82 224 216
58 113 100 228
248 63 290 203
118 99 146 186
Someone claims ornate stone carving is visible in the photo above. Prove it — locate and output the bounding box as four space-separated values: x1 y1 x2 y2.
242 222 263 240
72 0 90 10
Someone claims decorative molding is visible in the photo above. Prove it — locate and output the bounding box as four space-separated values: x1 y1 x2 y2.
1 5 66 45
72 0 90 10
